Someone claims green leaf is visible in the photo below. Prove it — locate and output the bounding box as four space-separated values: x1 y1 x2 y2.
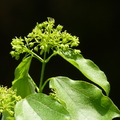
1 111 15 120
12 56 36 98
57 50 110 95
50 76 120 120
14 93 70 120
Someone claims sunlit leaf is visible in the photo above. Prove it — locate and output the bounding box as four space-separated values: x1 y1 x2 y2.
57 50 110 95
50 76 120 120
12 56 36 98
14 93 70 120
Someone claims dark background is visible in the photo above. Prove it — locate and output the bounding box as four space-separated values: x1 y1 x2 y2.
0 0 120 115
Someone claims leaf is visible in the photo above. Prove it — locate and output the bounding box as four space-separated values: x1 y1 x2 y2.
57 50 110 95
14 93 70 120
1 111 14 120
50 76 120 120
12 56 36 98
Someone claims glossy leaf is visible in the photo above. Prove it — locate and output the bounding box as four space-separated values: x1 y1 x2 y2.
12 56 36 98
57 50 110 95
14 93 70 120
50 76 120 120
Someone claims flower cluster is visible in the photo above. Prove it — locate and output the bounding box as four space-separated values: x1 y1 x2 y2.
0 86 21 117
10 17 80 60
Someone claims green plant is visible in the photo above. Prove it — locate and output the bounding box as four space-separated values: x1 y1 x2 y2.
0 17 120 120
0 86 21 120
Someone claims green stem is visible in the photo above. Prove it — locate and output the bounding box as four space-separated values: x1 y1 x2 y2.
40 78 51 92
26 48 44 62
45 51 57 63
39 52 47 92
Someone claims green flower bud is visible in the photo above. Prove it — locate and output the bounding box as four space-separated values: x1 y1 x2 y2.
29 42 34 47
56 25 63 31
0 86 21 117
34 46 38 52
10 17 80 59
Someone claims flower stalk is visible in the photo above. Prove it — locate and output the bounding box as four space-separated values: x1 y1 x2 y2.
39 52 47 93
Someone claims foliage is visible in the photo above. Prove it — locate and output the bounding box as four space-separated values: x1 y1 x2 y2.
1 18 120 120
0 86 21 120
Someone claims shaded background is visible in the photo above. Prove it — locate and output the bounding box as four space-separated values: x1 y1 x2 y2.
0 0 120 113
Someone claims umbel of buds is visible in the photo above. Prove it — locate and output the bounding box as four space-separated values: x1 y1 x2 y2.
0 86 21 117
10 17 80 60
